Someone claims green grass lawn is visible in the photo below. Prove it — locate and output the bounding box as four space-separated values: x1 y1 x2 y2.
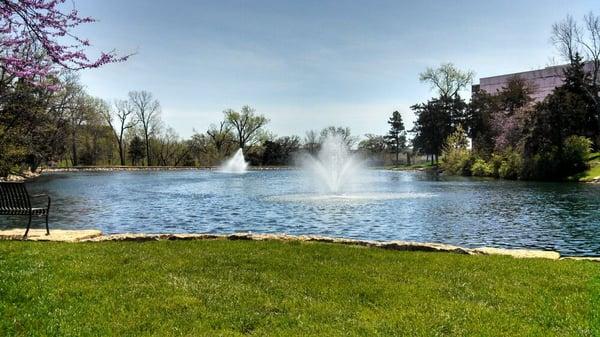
573 152 600 181
1 240 599 336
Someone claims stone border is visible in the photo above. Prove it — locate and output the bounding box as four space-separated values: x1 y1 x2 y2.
83 233 563 260
4 229 599 261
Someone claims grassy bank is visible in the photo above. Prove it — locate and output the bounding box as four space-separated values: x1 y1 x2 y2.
1 240 599 336
385 163 437 171
575 152 600 182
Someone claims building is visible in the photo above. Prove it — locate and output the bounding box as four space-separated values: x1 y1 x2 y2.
472 62 596 102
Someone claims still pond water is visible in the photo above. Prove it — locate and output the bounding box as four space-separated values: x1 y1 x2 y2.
2 170 600 256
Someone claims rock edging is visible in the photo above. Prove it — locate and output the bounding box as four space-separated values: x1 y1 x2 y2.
81 232 563 260
4 229 597 261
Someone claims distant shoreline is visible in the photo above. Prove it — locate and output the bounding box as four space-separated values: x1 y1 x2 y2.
42 166 295 172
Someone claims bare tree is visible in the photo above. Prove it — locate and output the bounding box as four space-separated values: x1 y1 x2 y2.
129 91 161 166
67 89 89 166
319 126 358 148
419 63 474 99
223 106 269 151
101 99 135 165
552 12 600 107
156 127 190 166
207 120 233 157
580 12 600 86
303 129 319 154
551 15 581 63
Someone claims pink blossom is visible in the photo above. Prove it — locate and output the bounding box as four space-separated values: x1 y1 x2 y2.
0 0 129 88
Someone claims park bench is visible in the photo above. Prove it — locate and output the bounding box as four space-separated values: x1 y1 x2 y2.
0 182 51 238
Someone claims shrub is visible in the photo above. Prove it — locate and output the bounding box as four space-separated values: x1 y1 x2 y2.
471 159 494 177
441 148 472 175
441 126 472 175
497 149 523 179
561 135 591 176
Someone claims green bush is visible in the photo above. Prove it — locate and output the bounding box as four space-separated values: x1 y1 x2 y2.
520 136 591 180
498 149 523 179
489 148 523 180
470 159 493 177
561 135 591 176
440 126 472 176
441 148 472 175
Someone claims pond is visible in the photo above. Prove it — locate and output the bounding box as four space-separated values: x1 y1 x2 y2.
2 170 600 256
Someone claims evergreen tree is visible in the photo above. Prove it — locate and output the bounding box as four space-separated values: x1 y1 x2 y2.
128 135 146 166
522 53 597 179
384 111 406 164
411 96 467 164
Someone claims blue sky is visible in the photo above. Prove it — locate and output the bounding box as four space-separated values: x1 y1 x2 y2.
75 0 596 139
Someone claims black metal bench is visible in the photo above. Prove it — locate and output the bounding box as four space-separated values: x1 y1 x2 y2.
0 182 51 238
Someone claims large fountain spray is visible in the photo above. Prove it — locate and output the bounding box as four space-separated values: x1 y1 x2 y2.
301 135 362 194
220 148 248 173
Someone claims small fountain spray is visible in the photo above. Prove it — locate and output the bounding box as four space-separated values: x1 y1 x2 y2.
220 148 248 173
301 135 362 194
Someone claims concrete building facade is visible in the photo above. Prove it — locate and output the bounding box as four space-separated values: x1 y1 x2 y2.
473 62 595 102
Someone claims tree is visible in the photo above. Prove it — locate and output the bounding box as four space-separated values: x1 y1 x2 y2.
129 91 161 166
488 76 535 152
414 63 471 164
384 111 406 164
440 125 471 175
261 136 301 166
525 55 597 154
419 63 474 99
0 77 68 174
411 98 453 164
467 88 496 156
102 99 135 165
552 12 600 126
128 135 145 166
0 0 128 84
319 126 358 148
520 55 597 179
155 127 192 166
67 88 91 166
303 130 319 154
206 121 234 157
359 134 387 164
224 106 269 151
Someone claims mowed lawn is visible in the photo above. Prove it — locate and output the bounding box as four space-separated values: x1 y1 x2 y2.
0 240 599 336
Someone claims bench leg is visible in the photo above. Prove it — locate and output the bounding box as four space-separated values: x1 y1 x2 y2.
23 214 32 239
45 213 50 235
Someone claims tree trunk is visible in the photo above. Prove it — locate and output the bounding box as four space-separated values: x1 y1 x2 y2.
144 132 150 166
118 141 125 166
406 152 411 166
71 130 78 166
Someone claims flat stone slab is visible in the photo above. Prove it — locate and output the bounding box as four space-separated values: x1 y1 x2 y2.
2 230 591 261
472 247 560 260
0 229 102 242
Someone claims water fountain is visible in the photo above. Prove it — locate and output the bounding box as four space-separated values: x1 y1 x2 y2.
271 134 433 202
220 148 248 173
301 135 363 194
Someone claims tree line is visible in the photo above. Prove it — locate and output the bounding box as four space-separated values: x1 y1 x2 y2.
0 70 387 175
2 1 598 181
409 12 600 180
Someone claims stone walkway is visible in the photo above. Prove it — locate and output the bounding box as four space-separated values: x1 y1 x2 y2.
1 229 599 261
0 229 102 242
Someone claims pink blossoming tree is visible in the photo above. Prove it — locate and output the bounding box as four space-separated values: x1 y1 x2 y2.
0 0 128 83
